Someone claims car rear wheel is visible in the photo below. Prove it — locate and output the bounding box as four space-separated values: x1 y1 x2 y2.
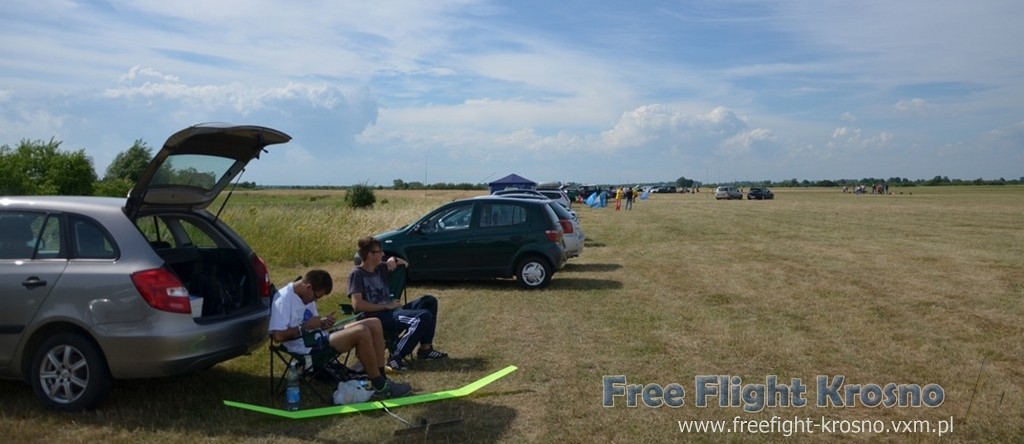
516 256 552 289
30 332 112 412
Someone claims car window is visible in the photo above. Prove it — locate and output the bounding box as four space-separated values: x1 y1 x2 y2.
70 216 117 259
421 203 473 233
135 215 220 248
480 203 527 228
0 211 50 259
35 214 63 258
179 219 219 248
136 215 177 248
547 202 572 220
152 154 234 191
540 203 561 229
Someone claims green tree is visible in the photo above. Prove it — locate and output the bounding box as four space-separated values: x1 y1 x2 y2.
0 144 26 194
675 176 694 189
93 178 134 197
104 139 152 182
0 138 97 195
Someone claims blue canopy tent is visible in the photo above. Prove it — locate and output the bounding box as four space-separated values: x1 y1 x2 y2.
488 173 537 194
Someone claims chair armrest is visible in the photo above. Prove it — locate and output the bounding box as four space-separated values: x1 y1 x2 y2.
301 329 328 348
340 303 354 315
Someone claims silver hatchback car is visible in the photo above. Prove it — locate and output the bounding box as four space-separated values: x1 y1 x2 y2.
715 186 743 200
0 123 290 411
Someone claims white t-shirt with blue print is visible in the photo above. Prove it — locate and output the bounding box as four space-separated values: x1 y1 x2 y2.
269 282 318 354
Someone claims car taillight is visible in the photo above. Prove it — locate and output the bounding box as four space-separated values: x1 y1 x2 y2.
131 268 190 314
251 253 271 300
558 219 574 234
545 229 562 243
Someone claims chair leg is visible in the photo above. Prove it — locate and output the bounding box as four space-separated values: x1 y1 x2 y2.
271 345 350 407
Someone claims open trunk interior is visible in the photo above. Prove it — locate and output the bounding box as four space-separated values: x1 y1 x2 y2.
135 213 259 320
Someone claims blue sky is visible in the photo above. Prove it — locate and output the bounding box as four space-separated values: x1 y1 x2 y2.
2 1 1022 186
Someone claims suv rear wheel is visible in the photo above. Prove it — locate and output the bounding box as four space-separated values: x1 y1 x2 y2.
30 332 112 412
516 256 552 289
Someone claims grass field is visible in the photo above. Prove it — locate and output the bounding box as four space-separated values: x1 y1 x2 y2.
2 186 1022 443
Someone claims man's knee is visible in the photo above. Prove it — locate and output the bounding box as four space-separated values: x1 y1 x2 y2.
328 331 351 352
363 317 383 331
331 324 369 349
412 295 438 313
411 310 434 324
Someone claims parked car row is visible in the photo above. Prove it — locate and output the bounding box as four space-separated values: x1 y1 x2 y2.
715 186 775 200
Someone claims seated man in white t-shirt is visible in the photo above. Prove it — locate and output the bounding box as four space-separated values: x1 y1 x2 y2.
269 269 410 399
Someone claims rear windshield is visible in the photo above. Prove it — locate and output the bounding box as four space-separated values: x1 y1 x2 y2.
152 154 235 191
547 202 572 220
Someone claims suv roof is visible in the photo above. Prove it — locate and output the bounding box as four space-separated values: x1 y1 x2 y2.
493 189 545 197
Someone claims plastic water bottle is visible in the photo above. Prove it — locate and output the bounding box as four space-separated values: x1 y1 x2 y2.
285 361 301 411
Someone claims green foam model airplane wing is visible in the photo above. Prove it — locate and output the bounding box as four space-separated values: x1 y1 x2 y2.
224 365 517 419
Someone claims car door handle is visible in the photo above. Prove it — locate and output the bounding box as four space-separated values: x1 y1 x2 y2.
22 277 47 289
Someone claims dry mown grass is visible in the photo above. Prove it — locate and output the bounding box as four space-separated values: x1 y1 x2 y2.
1 186 1021 443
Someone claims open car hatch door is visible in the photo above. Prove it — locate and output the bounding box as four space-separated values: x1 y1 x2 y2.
126 123 291 217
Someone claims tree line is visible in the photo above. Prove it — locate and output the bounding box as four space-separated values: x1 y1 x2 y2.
690 176 1023 189
0 138 262 196
1 138 1019 196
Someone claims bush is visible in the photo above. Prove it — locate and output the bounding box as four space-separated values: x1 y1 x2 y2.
344 184 376 208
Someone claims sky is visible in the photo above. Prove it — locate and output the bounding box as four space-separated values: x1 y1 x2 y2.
2 1 1022 186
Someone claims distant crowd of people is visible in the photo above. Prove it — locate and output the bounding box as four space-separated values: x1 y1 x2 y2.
844 183 890 195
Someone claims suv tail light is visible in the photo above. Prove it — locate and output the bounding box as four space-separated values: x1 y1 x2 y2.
544 229 562 243
558 219 574 234
251 253 271 301
131 268 190 314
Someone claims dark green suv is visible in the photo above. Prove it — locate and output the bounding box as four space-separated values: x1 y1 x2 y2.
374 197 566 289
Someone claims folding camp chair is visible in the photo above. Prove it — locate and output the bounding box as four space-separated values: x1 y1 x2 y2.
386 263 409 305
269 328 354 406
381 265 409 356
